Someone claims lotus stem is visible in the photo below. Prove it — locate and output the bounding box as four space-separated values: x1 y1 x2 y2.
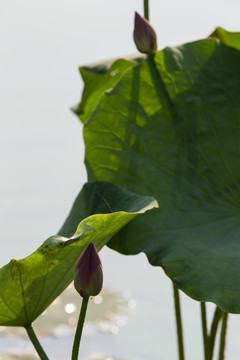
72 297 89 360
201 302 210 360
144 0 149 20
218 312 228 360
173 283 185 360
25 324 49 360
209 306 223 358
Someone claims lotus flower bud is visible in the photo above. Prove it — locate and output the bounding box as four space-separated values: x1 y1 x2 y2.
133 11 157 54
74 243 103 298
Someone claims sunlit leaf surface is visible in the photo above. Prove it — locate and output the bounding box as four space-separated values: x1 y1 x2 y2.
0 182 156 326
78 31 240 313
73 57 141 123
210 27 240 50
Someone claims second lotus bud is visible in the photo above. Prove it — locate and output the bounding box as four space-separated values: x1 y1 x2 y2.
74 242 103 298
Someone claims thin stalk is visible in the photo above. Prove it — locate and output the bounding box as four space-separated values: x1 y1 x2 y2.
25 324 49 360
218 312 228 360
201 302 210 360
209 307 223 359
72 297 89 360
173 284 185 360
144 0 149 20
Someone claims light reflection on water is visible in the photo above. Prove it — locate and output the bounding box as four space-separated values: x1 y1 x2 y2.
1 248 240 360
0 284 136 360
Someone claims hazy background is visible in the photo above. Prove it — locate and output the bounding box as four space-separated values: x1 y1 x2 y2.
1 1 240 359
1 0 240 261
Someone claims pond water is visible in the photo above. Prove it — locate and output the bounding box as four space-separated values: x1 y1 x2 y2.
1 1 240 358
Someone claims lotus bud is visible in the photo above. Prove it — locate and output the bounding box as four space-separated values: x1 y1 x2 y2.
74 243 103 298
133 11 157 54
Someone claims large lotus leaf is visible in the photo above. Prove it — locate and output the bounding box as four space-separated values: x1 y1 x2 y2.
82 35 240 313
210 27 240 50
0 181 156 326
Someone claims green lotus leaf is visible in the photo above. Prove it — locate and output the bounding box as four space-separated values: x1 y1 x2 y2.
81 32 240 313
0 181 157 326
210 26 240 50
73 58 137 123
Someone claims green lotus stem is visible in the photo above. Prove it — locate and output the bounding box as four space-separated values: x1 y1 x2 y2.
218 312 228 360
144 0 149 20
72 297 89 360
173 284 185 360
209 307 223 359
200 302 210 360
25 324 49 360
